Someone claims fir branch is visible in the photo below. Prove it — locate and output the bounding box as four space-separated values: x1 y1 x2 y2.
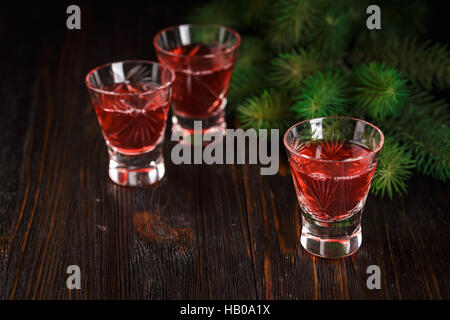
188 0 242 28
234 37 271 71
347 0 371 25
371 139 415 199
384 89 450 181
306 5 352 58
269 49 324 88
349 35 450 90
228 67 269 107
241 0 273 28
228 37 272 106
292 71 348 119
237 89 295 130
187 0 449 198
352 62 409 120
268 0 319 49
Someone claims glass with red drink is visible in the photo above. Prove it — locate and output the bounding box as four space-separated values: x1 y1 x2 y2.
153 24 241 140
85 60 175 186
283 117 384 258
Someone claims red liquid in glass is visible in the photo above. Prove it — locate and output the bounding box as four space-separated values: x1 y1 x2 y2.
94 82 169 155
289 141 376 221
163 43 234 118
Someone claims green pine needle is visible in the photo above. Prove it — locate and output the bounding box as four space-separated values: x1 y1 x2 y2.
384 89 450 181
350 35 450 90
268 0 319 49
352 62 409 120
292 71 348 119
269 49 324 88
228 67 269 107
241 0 273 27
188 0 241 28
228 36 272 106
347 0 371 24
187 0 448 199
371 140 415 199
306 5 351 58
234 37 271 71
237 89 295 130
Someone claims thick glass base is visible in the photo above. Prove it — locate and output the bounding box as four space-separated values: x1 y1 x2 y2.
300 209 363 258
171 99 226 144
107 144 165 187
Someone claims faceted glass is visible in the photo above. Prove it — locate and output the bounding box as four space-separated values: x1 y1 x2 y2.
284 117 384 258
85 60 175 186
154 24 241 139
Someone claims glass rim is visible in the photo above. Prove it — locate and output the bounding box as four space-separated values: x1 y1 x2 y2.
283 116 385 163
153 23 242 59
84 60 175 96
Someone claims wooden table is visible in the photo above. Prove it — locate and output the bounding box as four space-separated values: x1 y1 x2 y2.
0 2 448 300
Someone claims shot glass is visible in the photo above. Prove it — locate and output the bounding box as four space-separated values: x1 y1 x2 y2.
283 117 384 258
85 60 175 186
153 24 241 140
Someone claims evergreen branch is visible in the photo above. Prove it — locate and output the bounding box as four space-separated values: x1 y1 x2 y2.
241 0 273 28
268 0 319 49
187 0 449 198
187 0 242 28
228 37 272 107
384 89 450 181
228 67 269 107
349 35 450 90
306 4 352 58
292 71 349 119
234 37 272 71
269 49 324 88
347 0 371 25
352 62 409 120
237 89 295 130
371 139 415 199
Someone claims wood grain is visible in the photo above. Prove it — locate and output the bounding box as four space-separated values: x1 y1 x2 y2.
0 2 449 300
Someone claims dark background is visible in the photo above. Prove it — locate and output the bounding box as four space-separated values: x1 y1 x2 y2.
0 1 449 300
